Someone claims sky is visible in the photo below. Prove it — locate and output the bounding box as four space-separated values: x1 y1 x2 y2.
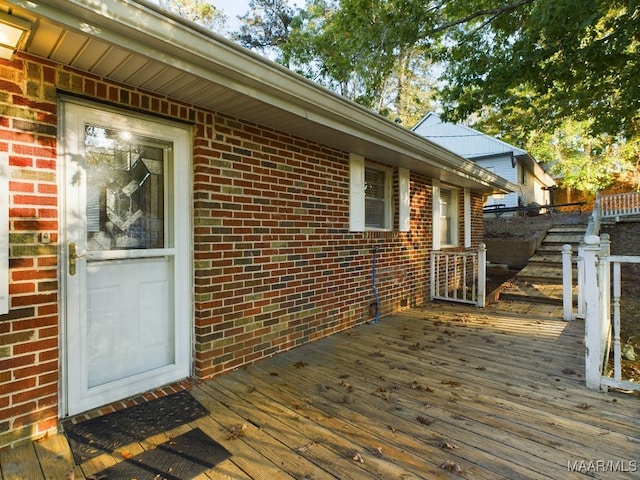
216 0 251 30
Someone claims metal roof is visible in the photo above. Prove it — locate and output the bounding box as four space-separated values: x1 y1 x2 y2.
2 0 516 194
414 112 555 188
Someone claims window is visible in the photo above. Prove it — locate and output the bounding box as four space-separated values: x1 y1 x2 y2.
439 187 458 246
349 154 409 232
364 166 389 229
432 179 461 249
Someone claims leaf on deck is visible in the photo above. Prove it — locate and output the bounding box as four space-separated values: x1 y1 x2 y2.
226 423 248 440
440 460 462 472
417 416 434 426
441 380 461 387
410 380 433 392
297 442 316 453
439 441 459 450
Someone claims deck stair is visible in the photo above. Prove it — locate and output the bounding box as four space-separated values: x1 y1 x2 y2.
497 224 587 306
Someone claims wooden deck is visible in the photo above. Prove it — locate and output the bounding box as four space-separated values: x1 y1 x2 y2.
2 302 639 479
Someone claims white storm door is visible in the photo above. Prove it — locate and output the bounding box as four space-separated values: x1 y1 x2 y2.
63 101 191 416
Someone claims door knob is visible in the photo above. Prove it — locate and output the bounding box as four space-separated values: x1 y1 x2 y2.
68 242 88 276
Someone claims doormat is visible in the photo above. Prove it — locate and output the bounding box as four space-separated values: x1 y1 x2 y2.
92 428 231 480
65 390 209 464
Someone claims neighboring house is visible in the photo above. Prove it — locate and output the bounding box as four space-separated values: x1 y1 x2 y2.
0 0 512 448
413 113 555 214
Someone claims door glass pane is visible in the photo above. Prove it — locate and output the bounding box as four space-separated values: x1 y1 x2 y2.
84 125 166 251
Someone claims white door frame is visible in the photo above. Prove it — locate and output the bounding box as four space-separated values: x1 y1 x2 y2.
59 98 193 416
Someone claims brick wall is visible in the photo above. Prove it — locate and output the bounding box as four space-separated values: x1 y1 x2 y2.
0 53 485 448
191 125 445 379
1 54 60 447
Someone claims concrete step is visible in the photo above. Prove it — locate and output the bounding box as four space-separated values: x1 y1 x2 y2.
547 225 588 233
496 279 577 305
516 263 574 284
541 233 585 245
527 255 562 265
490 224 586 310
536 244 579 254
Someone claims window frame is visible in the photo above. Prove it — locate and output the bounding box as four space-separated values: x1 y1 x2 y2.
439 186 459 248
349 154 410 232
433 179 464 250
364 163 393 230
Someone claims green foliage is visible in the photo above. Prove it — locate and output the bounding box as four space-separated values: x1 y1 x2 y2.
278 0 439 122
232 0 297 65
158 0 227 31
437 0 640 140
163 0 640 192
478 101 637 193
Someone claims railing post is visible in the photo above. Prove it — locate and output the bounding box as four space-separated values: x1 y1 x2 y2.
429 251 436 301
477 243 486 308
581 235 604 390
598 234 611 379
576 256 585 319
562 244 573 321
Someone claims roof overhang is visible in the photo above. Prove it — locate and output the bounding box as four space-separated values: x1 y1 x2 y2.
1 0 514 195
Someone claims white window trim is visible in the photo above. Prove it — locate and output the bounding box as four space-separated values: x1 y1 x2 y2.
433 180 460 249
349 153 365 232
464 188 471 248
0 152 8 315
432 179 441 250
365 163 393 230
350 154 409 232
399 168 410 232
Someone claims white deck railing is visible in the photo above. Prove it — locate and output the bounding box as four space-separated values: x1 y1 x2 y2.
600 191 640 218
600 255 640 392
430 244 486 307
563 191 640 391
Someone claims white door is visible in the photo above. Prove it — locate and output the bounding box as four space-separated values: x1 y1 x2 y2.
62 100 191 416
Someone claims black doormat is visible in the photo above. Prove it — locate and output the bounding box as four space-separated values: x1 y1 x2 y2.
65 390 209 464
93 428 231 480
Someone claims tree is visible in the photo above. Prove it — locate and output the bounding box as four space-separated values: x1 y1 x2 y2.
157 0 227 31
476 91 640 193
232 0 298 65
437 0 640 139
277 0 439 123
291 0 640 189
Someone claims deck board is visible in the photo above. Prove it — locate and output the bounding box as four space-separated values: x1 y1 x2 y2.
33 434 77 480
0 442 43 480
2 303 639 479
